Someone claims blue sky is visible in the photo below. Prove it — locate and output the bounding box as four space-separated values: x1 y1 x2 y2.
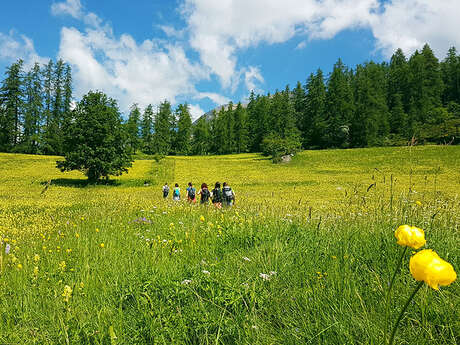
1 0 459 119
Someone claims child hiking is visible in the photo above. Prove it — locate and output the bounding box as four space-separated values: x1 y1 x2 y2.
222 182 235 207
198 183 211 204
186 182 197 203
211 182 223 209
172 183 180 201
162 183 169 198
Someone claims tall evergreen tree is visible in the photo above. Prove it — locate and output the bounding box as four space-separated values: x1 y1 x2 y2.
441 47 460 105
153 100 173 155
141 104 154 153
304 70 327 148
325 59 354 147
192 116 210 155
22 63 43 153
233 102 248 153
126 103 141 153
0 59 24 150
175 103 193 155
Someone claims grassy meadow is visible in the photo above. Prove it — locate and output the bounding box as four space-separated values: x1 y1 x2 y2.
0 146 459 344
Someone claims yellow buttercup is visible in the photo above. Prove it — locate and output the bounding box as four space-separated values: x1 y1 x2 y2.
409 249 457 290
394 225 426 249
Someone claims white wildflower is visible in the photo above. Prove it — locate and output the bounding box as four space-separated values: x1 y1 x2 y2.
269 271 277 276
181 279 192 285
202 270 210 275
242 256 251 262
259 273 270 281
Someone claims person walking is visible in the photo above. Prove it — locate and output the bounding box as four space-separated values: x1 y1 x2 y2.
222 182 235 207
211 182 223 209
186 182 197 203
162 183 169 198
172 183 181 201
198 183 211 204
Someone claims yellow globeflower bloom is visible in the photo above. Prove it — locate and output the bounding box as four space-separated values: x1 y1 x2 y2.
394 225 426 249
100 243 105 248
200 215 205 222
409 249 457 290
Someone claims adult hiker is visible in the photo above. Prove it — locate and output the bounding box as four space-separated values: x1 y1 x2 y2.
186 182 197 203
162 183 169 198
198 183 211 204
172 183 181 201
211 182 223 209
222 182 235 207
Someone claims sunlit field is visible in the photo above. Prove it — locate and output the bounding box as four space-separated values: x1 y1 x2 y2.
0 146 459 344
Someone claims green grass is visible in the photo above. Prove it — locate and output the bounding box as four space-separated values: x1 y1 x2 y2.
0 146 459 344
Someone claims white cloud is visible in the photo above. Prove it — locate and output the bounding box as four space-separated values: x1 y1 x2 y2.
51 0 83 19
295 41 307 50
183 0 378 88
183 0 460 88
0 31 48 69
188 104 205 121
58 25 207 115
195 92 230 105
368 0 460 58
244 66 264 93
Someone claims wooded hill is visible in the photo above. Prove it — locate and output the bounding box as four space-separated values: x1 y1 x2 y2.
1 43 459 157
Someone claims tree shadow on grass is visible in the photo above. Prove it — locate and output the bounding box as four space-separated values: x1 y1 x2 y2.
40 178 121 188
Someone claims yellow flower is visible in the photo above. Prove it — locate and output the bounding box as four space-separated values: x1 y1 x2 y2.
62 285 73 302
100 243 105 248
34 254 40 262
75 233 80 239
415 200 422 206
95 228 99 233
394 225 426 249
200 215 205 222
17 263 23 270
33 266 39 277
409 249 457 290
59 260 66 271
66 248 72 253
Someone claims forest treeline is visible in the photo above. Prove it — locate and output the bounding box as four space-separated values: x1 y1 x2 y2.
1 43 460 158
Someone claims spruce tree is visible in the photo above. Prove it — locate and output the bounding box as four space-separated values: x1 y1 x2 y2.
22 63 43 153
304 70 327 148
326 59 354 147
126 103 141 153
192 116 210 155
153 100 173 155
0 59 24 151
233 102 248 153
141 104 154 153
175 103 192 155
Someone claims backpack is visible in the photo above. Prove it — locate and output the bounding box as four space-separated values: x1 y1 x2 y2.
173 188 180 197
212 188 222 203
188 187 196 199
201 188 210 202
222 186 233 200
163 185 169 196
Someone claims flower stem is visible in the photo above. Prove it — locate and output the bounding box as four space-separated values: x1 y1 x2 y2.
388 281 424 345
384 246 407 344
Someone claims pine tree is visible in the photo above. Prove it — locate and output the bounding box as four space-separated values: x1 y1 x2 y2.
0 59 24 151
441 47 460 105
175 103 192 155
304 70 327 148
325 59 354 147
233 102 248 153
192 116 210 155
388 48 410 113
22 63 43 153
153 100 173 155
141 104 154 153
126 103 141 153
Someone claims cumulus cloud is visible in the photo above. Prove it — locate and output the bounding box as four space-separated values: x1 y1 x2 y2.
51 0 83 19
58 24 208 114
195 92 230 106
182 0 378 88
244 66 264 93
182 0 460 88
368 0 460 58
0 31 49 69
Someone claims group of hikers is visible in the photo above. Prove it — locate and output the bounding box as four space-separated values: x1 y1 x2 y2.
162 181 235 208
